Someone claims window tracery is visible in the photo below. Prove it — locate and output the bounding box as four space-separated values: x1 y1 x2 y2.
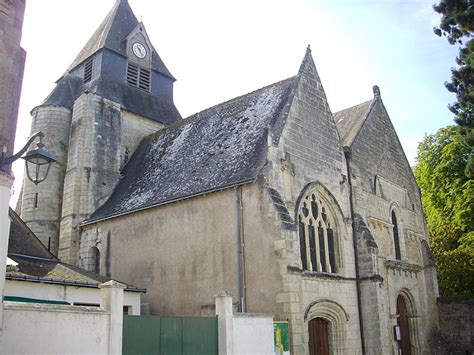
298 189 338 273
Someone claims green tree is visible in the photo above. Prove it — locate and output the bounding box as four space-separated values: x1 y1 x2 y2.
414 126 474 298
433 0 474 177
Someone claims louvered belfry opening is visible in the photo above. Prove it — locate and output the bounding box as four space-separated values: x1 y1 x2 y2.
127 62 151 91
83 57 93 83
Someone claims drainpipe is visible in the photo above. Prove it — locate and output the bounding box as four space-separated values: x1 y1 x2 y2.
343 146 366 355
235 187 246 312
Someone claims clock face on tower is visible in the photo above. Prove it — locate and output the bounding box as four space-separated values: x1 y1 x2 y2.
132 42 147 59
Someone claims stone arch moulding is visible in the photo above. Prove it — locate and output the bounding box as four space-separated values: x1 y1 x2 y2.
388 201 402 219
295 181 346 222
398 288 417 316
397 288 423 354
304 299 350 355
389 201 404 260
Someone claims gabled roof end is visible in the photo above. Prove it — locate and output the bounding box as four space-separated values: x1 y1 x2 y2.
298 44 315 76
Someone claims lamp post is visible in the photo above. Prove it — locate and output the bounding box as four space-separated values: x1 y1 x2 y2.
0 131 55 342
0 131 56 184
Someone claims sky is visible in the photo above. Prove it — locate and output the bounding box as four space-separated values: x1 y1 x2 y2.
11 0 459 205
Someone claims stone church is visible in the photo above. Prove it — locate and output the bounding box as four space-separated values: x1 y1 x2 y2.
17 0 439 353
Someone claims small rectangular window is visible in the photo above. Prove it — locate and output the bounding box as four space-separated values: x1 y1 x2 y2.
83 58 93 83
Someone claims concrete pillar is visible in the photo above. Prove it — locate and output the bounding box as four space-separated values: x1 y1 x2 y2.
99 280 127 355
215 290 234 355
0 172 14 349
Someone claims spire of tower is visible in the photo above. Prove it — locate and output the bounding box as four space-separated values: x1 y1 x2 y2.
66 0 174 79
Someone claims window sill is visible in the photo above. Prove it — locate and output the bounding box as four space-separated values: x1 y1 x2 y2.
287 265 355 281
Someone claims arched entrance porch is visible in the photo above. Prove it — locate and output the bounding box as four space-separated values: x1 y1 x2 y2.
305 299 350 355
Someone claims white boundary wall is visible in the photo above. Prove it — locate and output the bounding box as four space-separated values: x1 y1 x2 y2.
5 279 141 315
215 291 274 355
3 280 126 354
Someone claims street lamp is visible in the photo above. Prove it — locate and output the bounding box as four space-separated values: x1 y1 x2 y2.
0 131 56 185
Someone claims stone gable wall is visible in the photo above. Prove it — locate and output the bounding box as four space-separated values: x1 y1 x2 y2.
350 99 422 215
263 54 362 354
348 98 438 353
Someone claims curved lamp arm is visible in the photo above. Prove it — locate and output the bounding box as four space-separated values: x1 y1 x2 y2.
1 131 44 167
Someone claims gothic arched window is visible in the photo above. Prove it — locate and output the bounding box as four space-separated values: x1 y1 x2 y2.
391 211 401 260
298 189 338 273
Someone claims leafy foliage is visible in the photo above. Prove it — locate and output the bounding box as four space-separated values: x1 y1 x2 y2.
433 0 474 177
414 126 474 298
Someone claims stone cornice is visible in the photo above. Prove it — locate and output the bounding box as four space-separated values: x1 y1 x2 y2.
384 259 422 273
367 216 391 231
404 229 425 240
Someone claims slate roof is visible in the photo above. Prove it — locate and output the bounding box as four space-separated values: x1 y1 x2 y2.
88 77 296 222
42 77 182 126
266 187 295 230
41 75 84 108
42 0 181 125
334 99 374 147
66 0 174 80
7 209 144 292
8 209 55 260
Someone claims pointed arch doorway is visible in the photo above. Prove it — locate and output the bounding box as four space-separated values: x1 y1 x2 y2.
397 295 412 355
309 318 329 355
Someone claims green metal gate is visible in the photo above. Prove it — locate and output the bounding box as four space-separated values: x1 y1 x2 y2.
123 315 218 355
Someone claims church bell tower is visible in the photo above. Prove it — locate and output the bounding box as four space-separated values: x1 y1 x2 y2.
19 0 180 263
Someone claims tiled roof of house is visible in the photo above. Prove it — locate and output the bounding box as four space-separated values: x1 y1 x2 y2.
7 209 144 292
8 209 56 260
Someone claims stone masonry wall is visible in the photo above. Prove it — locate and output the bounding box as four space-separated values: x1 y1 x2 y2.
350 99 423 218
349 96 438 353
435 300 474 354
20 106 72 254
121 110 164 168
0 0 26 172
264 51 361 354
58 93 122 263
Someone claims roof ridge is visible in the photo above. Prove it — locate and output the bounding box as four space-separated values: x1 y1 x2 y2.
346 99 377 147
66 0 122 72
186 76 296 121
334 99 373 116
139 75 297 141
